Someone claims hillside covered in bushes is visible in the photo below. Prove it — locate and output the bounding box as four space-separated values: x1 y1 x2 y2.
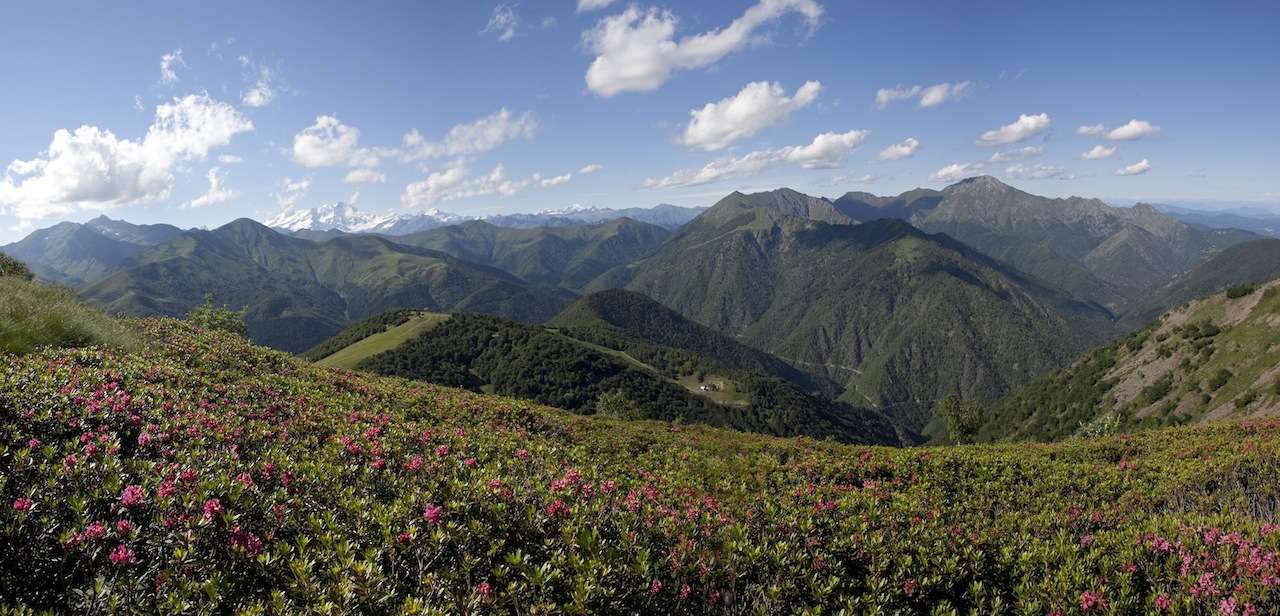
2 320 1279 613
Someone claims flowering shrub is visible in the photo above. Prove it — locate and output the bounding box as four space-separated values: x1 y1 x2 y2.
2 319 1279 613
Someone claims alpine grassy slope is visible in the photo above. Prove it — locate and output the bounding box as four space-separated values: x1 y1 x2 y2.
597 188 1116 431
2 320 1279 613
983 278 1280 442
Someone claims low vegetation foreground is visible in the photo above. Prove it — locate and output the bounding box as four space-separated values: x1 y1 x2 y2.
2 319 1279 614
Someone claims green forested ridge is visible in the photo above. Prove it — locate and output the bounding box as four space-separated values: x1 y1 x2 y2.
356 313 908 445
596 189 1116 431
79 219 574 353
393 218 670 292
831 177 1258 311
1120 238 1280 329
983 278 1280 442
550 288 832 394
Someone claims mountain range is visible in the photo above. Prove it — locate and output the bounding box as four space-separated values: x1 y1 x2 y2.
594 187 1119 431
265 202 706 235
4 175 1272 434
79 219 576 352
831 177 1259 310
1 216 183 286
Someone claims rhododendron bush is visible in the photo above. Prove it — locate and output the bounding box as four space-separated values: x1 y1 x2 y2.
2 320 1279 614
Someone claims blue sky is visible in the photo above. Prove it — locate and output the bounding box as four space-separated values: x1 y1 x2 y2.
1 0 1277 241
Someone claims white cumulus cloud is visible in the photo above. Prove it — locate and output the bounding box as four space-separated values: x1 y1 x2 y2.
976 113 1050 146
535 172 572 188
344 168 386 184
273 176 312 210
292 115 380 169
577 0 618 12
680 80 821 151
878 137 919 161
239 56 279 108
159 50 185 85
875 81 972 109
930 162 985 182
919 81 973 107
1004 163 1074 180
1080 145 1116 160
483 4 520 42
403 164 531 208
0 94 253 222
645 129 868 189
1115 159 1152 176
989 146 1043 162
1106 119 1160 141
185 167 238 208
582 0 823 97
218 154 243 164
397 108 537 161
578 163 604 174
1076 124 1106 136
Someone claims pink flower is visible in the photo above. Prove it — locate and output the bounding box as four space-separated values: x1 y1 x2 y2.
26 438 41 449
463 457 477 469
12 498 33 512
180 469 198 483
236 472 255 488
405 455 424 471
109 543 136 567
1080 590 1106 611
120 484 145 508
423 504 443 525
203 498 223 519
63 454 78 468
650 579 663 595
434 445 449 458
396 531 413 545
1155 593 1171 610
1220 597 1239 615
137 432 152 447
115 519 135 534
157 481 177 499
546 499 570 518
475 581 492 598
515 449 529 460
84 521 107 541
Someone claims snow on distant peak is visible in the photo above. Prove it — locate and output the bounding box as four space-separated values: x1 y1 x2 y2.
266 203 471 234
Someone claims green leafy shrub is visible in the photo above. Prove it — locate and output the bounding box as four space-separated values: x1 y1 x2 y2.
1235 390 1258 409
0 252 33 281
185 294 247 337
936 395 983 444
1139 374 1174 406
0 276 140 354
1226 283 1257 299
1208 368 1234 391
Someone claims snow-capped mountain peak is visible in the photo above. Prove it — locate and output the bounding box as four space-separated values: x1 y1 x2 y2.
266 203 469 234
